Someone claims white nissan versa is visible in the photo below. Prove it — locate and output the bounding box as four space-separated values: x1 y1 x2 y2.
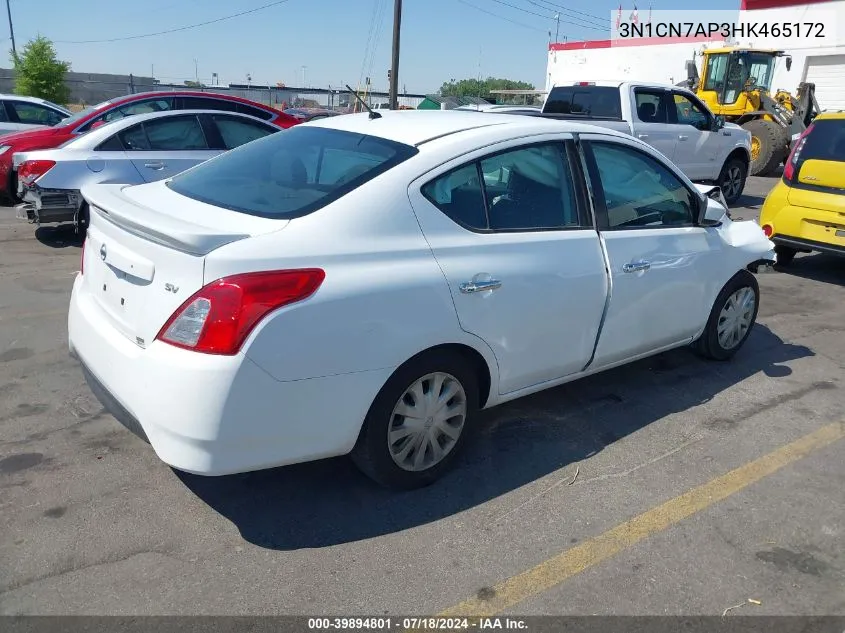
68 111 776 489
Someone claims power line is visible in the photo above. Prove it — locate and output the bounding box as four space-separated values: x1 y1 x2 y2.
487 0 607 31
54 0 293 44
457 0 548 33
523 0 607 28
526 0 607 25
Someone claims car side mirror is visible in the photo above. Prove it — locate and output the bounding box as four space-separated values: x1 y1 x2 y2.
697 187 729 226
90 120 106 130
713 115 726 130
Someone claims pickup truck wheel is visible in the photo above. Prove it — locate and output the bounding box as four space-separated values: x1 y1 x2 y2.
351 350 479 489
718 157 747 205
694 270 759 361
743 119 786 177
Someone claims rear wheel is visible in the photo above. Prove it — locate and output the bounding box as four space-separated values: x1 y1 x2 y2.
743 119 787 176
718 157 747 205
774 244 797 266
351 350 479 489
694 270 759 361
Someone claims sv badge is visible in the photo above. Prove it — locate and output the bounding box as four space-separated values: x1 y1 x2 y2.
164 283 179 294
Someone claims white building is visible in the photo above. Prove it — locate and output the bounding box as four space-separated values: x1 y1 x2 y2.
546 0 845 111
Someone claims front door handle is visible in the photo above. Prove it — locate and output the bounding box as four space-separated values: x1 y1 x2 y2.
637 134 649 139
144 162 166 170
622 260 651 273
678 134 689 141
459 279 502 293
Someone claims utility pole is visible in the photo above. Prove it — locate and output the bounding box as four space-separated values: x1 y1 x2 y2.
5 0 16 60
389 0 402 110
554 13 560 43
194 59 198 84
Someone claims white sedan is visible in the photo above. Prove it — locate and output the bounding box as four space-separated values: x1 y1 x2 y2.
14 109 281 229
68 111 775 489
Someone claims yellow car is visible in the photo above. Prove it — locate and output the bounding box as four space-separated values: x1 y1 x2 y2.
759 111 845 266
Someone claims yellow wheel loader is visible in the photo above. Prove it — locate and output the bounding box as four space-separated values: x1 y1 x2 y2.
682 47 820 176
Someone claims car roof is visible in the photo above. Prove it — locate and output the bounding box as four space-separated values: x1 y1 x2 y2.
64 109 276 148
304 110 632 147
551 80 686 91
0 93 68 107
104 90 275 110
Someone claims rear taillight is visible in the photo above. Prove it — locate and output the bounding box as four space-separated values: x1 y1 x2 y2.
762 224 773 237
156 269 325 355
783 123 814 183
18 160 56 186
575 81 595 86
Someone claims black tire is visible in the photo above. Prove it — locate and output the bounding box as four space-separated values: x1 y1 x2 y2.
351 350 480 489
693 270 760 361
5 169 20 205
743 119 787 177
718 156 748 206
76 203 90 234
774 244 797 266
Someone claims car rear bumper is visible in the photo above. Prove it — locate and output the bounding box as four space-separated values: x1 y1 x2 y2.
18 186 80 224
772 235 845 257
68 273 389 476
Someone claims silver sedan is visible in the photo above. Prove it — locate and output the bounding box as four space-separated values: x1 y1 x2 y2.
14 109 282 229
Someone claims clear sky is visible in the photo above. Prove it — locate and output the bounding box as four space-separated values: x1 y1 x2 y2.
7 0 738 94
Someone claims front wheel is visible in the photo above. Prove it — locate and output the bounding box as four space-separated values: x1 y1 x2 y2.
693 270 759 361
718 157 747 206
351 350 479 489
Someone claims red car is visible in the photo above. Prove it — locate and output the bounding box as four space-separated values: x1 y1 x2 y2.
0 90 300 201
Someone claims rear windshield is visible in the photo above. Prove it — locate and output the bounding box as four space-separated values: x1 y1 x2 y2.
166 126 418 219
801 119 845 162
544 86 622 118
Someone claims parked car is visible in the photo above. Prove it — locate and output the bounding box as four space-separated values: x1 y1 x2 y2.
14 110 281 230
0 94 71 136
0 90 300 203
759 111 845 265
540 81 752 205
68 111 774 489
283 107 342 122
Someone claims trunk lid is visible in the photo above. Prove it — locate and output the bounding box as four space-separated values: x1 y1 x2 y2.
787 160 845 215
81 181 289 347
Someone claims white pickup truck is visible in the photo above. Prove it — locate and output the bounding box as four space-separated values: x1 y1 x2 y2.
540 81 752 205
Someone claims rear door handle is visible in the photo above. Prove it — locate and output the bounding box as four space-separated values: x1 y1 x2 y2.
678 134 689 141
460 279 502 293
144 162 166 170
622 260 651 273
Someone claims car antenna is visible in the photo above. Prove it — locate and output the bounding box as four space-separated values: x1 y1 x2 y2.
345 84 381 119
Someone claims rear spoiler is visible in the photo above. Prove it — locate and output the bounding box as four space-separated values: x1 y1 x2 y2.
82 184 250 256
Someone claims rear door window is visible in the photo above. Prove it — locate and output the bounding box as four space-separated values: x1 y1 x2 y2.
211 114 278 149
544 86 621 118
166 126 418 218
117 115 208 151
422 142 585 231
634 89 669 123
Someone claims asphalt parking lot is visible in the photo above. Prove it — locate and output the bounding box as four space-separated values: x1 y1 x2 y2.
1 175 843 616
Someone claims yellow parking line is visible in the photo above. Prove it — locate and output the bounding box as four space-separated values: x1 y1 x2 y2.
439 421 845 617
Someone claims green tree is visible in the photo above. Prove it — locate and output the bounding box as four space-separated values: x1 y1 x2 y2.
12 36 71 104
439 77 536 104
